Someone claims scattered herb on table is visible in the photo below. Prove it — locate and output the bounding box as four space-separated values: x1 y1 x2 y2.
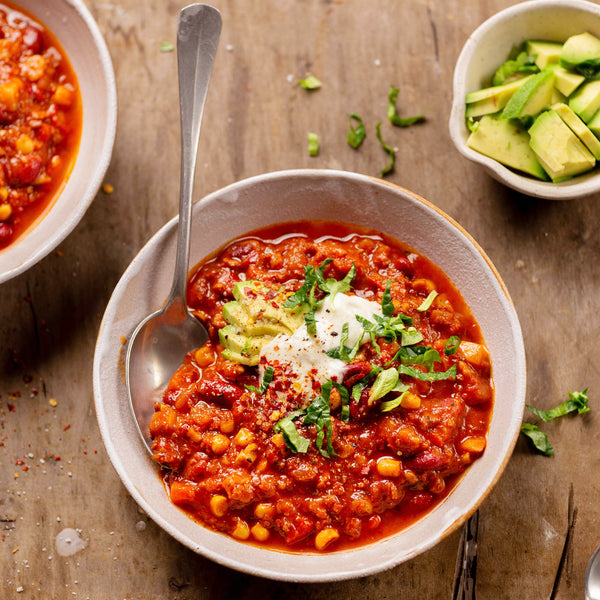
521 388 590 455
375 122 395 176
346 113 366 149
298 75 322 90
308 132 319 156
160 41 174 53
387 85 424 127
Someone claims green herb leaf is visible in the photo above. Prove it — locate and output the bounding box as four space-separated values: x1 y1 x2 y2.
400 327 424 347
445 336 460 356
274 410 310 453
394 345 441 372
332 381 350 422
308 132 319 156
245 365 275 395
398 363 457 382
376 122 395 176
304 382 336 458
347 113 366 149
466 117 480 133
298 75 322 90
387 86 424 127
381 280 394 317
417 290 438 312
380 389 410 413
526 388 590 422
368 368 399 405
520 422 554 456
160 41 174 53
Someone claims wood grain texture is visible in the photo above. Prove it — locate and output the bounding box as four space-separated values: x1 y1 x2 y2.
1 0 599 597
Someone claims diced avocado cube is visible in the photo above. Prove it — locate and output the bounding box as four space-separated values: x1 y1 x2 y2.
560 32 600 70
465 75 533 118
547 64 585 97
526 40 563 69
587 108 600 139
222 300 290 337
467 114 547 180
551 87 567 105
502 69 555 119
219 325 268 366
529 109 596 182
552 102 600 160
569 80 600 122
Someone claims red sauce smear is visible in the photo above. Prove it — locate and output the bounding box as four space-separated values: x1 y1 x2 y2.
150 220 494 553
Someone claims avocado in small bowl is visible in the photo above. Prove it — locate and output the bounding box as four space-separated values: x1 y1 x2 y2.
449 0 600 200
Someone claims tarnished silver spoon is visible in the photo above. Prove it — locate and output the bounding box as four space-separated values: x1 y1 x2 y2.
586 543 600 600
126 4 221 452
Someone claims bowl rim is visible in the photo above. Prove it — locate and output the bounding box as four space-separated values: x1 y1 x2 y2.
449 0 600 200
0 0 117 284
93 169 527 581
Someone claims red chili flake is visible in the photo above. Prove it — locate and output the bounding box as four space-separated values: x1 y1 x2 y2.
83 450 87 455
63 424 71 431
54 456 60 461
21 465 29 471
7 404 15 412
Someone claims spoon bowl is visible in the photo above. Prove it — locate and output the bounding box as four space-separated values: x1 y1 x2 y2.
586 544 600 600
125 3 221 452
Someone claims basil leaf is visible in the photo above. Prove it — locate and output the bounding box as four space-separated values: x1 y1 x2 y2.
387 85 424 127
347 113 366 149
376 122 395 176
298 75 322 90
308 132 319 156
381 280 394 317
526 388 590 422
445 336 460 356
398 363 457 382
400 327 424 347
417 290 438 312
304 382 336 458
321 263 355 299
274 410 310 453
520 422 554 456
245 365 275 395
368 368 399 405
381 390 409 413
395 345 441 372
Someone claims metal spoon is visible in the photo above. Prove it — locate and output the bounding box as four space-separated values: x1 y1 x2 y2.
586 544 600 600
125 4 221 452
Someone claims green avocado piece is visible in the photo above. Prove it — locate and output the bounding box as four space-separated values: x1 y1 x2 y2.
529 109 596 182
569 80 600 122
560 32 600 70
467 114 548 179
587 107 600 138
222 300 290 337
219 325 268 366
502 69 555 119
465 76 533 118
552 102 600 160
526 40 562 69
546 64 585 97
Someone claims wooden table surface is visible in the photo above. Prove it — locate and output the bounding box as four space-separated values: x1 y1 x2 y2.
2 0 599 598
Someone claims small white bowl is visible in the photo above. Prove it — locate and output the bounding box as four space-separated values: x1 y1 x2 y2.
0 0 117 284
449 0 600 200
93 169 526 582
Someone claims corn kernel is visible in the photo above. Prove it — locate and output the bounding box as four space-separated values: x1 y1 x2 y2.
400 392 421 410
314 527 339 551
233 427 254 447
211 433 230 455
231 519 250 540
102 182 114 194
194 345 215 368
235 443 258 466
186 427 203 443
0 203 11 221
16 134 34 154
461 437 486 454
254 503 275 520
52 84 74 106
251 523 270 542
209 495 228 517
219 415 235 434
0 187 7 201
254 456 268 473
377 457 402 477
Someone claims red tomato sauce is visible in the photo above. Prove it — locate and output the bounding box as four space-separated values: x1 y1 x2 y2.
150 221 494 552
0 1 82 250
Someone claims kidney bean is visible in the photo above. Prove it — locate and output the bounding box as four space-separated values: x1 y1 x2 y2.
6 155 43 186
0 222 13 245
197 378 244 407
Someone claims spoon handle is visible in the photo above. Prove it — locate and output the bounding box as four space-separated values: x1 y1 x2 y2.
170 4 222 303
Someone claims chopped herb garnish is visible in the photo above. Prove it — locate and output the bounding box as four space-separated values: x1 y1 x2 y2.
274 409 310 453
304 381 336 458
492 51 539 86
346 113 366 149
526 389 590 422
375 122 395 176
520 422 554 456
368 368 399 405
393 345 441 372
417 290 438 312
308 132 319 156
445 336 460 355
387 85 424 127
160 41 174 53
245 365 275 395
398 363 457 382
332 381 350 422
380 389 410 413
298 74 322 90
381 280 394 317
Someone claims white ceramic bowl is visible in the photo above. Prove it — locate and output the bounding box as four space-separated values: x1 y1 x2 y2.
93 169 526 582
0 0 117 284
449 0 600 200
